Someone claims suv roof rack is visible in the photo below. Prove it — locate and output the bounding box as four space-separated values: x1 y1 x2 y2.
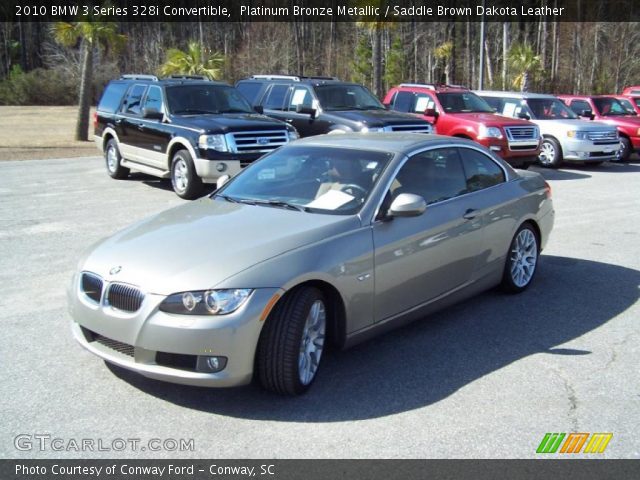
166 74 209 81
250 74 340 82
120 74 158 81
399 83 469 91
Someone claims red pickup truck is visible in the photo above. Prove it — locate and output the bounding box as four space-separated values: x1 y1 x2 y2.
558 94 640 161
383 83 541 168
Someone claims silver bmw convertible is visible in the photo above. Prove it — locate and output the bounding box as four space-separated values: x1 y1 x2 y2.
69 133 554 395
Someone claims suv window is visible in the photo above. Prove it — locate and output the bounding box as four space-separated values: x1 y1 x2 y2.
98 82 129 113
236 81 263 104
263 84 290 111
436 92 493 113
526 98 577 120
392 148 467 205
288 86 313 111
458 148 505 192
391 91 413 112
122 84 147 115
165 84 253 114
482 96 503 112
569 99 591 115
314 84 384 111
142 85 163 112
592 97 628 116
414 93 436 113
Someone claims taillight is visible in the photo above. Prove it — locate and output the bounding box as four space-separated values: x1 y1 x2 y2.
544 181 552 199
92 111 98 130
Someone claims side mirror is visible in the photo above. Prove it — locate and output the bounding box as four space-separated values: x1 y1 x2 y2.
388 193 427 218
424 107 439 119
580 109 594 120
517 111 531 120
253 105 264 114
142 107 163 120
296 103 317 117
216 174 230 189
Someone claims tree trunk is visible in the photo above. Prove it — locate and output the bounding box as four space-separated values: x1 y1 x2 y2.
484 39 493 87
372 25 383 97
521 71 529 92
502 22 508 90
75 41 93 142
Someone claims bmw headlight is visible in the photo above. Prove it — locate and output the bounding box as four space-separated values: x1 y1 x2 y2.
160 289 253 315
198 134 228 152
566 130 589 140
478 125 503 139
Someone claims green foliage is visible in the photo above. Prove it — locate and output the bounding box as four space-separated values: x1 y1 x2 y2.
0 66 76 105
158 41 225 79
508 44 543 91
52 21 126 53
350 34 372 84
384 36 404 88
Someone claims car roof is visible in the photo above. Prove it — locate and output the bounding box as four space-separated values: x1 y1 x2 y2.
394 83 470 93
290 133 477 154
475 90 558 100
115 75 229 87
238 75 357 87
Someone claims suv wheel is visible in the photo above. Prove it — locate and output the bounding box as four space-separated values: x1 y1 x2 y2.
105 139 130 179
616 137 631 162
171 150 203 200
538 138 563 168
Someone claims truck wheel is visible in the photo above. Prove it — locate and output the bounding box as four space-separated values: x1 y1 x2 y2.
616 137 631 162
538 138 563 168
501 223 539 294
105 139 130 179
171 150 203 200
257 287 327 395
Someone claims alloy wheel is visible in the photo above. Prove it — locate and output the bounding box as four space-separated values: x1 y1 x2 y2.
298 299 326 385
509 228 538 288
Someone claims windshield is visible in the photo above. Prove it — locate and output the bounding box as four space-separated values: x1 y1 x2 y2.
314 84 385 111
216 146 393 215
436 92 494 113
526 98 578 120
616 98 637 114
592 97 630 117
166 84 254 115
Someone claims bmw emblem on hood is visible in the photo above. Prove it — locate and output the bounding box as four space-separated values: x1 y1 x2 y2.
109 266 122 275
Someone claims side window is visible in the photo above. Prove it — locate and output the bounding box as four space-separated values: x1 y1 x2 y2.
288 86 313 111
122 84 147 116
458 148 505 192
263 84 290 111
569 100 590 115
392 148 467 205
413 94 435 113
482 96 503 112
236 82 263 104
142 86 163 113
391 91 413 112
97 82 129 113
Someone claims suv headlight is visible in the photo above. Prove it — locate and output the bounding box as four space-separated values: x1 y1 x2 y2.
478 125 503 139
160 289 253 315
566 130 589 140
287 128 299 141
198 134 228 152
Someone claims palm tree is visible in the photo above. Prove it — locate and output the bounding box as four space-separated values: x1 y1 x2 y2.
353 0 388 97
508 44 542 92
158 42 224 80
434 41 454 84
52 21 126 141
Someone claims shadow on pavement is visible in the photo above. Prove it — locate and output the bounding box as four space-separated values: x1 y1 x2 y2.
108 255 640 421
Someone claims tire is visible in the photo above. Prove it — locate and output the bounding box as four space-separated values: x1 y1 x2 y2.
104 139 129 179
170 150 203 200
616 137 631 162
257 287 327 395
501 223 540 294
538 137 563 168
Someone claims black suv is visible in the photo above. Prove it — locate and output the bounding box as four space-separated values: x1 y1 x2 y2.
235 75 433 137
94 74 298 199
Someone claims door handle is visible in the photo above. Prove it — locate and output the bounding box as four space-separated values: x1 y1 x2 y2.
114 118 122 125
463 209 478 220
284 118 293 123
137 123 145 130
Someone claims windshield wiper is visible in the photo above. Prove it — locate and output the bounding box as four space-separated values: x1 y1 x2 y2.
218 109 252 114
214 193 241 203
252 199 308 212
173 109 219 115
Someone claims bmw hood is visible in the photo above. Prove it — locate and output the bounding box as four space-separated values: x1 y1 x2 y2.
80 198 359 295
172 113 287 133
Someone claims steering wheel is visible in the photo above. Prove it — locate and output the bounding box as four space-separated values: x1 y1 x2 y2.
339 183 368 199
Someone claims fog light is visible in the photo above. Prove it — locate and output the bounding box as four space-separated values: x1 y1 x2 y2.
196 355 228 373
216 163 227 172
490 146 502 152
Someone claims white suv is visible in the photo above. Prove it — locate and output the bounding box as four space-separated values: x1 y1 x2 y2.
476 91 619 168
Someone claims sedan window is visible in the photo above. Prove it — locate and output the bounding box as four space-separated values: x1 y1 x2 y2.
392 148 467 205
458 148 505 192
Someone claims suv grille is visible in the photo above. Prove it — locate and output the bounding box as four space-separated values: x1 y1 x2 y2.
385 124 433 133
227 130 289 153
106 283 144 312
80 272 103 303
505 126 538 140
93 333 134 357
587 131 618 143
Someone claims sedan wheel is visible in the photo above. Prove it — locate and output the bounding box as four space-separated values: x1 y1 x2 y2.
257 287 327 395
501 224 539 293
538 138 562 168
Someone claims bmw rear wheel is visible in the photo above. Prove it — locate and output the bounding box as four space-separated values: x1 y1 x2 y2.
257 287 326 395
501 223 539 293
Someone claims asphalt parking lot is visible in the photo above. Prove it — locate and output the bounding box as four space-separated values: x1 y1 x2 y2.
1 156 639 459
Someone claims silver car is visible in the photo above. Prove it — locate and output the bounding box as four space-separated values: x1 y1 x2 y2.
69 134 554 395
476 91 620 168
